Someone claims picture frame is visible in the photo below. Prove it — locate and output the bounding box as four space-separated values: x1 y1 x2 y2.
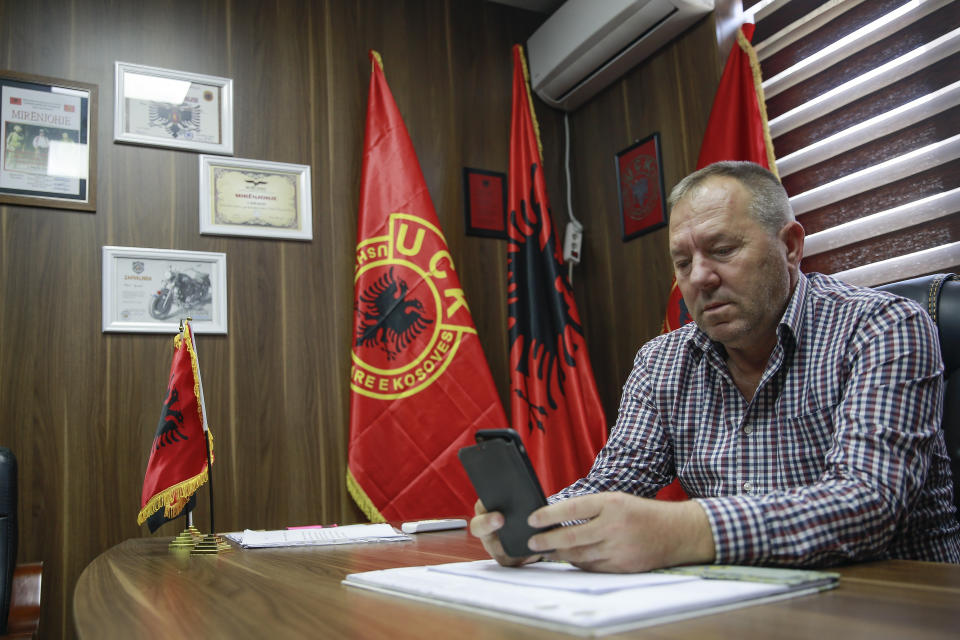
198 155 312 240
0 70 97 211
615 132 667 241
102 246 227 334
463 167 507 239
113 61 233 155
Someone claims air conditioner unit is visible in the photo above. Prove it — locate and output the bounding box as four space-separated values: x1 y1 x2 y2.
527 0 715 111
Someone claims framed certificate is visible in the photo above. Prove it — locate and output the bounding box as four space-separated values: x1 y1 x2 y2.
113 61 233 154
198 155 312 240
0 70 97 211
463 167 507 239
102 246 227 334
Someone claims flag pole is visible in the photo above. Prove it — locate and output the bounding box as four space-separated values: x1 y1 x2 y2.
186 317 215 535
184 318 229 554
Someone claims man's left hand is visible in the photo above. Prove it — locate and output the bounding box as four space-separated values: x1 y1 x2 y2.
525 492 716 572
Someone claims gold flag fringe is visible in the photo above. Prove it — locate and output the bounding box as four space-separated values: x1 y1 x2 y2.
346 469 386 523
738 28 778 179
515 45 544 164
177 328 214 463
371 50 384 73
136 435 213 526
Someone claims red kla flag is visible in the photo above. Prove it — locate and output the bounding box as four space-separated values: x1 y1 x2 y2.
508 45 607 496
137 322 213 532
658 23 776 501
348 51 508 522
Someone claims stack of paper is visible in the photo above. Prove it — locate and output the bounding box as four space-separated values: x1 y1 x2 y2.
343 559 838 636
228 523 411 549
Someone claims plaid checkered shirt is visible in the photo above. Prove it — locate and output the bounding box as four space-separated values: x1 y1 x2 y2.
554 272 960 566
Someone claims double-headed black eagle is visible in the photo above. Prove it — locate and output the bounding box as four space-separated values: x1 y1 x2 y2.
154 388 188 450
355 267 432 360
508 163 583 433
149 102 201 139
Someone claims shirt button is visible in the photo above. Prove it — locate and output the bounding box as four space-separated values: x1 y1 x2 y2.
743 481 753 493
743 425 753 435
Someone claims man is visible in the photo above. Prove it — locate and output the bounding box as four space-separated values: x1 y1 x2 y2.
5 124 24 151
470 161 960 570
31 129 49 157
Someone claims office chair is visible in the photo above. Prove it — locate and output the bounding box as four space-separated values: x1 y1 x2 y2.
876 274 960 515
0 449 41 640
0 448 16 636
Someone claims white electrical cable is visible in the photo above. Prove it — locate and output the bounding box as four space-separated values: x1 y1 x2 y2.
564 113 580 227
562 113 583 284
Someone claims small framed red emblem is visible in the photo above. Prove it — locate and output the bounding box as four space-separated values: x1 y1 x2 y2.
463 167 507 239
615 132 667 241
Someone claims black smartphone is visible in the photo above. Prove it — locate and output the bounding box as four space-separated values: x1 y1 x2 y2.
458 428 556 557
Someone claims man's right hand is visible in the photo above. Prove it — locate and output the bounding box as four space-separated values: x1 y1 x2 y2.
468 500 541 567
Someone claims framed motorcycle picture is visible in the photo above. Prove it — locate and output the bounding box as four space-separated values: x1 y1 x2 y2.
101 246 227 334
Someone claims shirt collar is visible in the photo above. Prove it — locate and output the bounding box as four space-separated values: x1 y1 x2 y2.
685 272 809 359
778 271 808 347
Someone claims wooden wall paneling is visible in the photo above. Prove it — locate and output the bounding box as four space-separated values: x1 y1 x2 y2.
226 0 309 532
1 211 73 640
1 3 105 639
408 2 459 235
315 0 366 526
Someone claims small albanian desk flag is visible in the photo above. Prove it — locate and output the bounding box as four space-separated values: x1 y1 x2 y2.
137 321 213 533
347 51 508 522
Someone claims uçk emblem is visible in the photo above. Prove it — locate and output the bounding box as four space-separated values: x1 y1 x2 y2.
351 213 474 400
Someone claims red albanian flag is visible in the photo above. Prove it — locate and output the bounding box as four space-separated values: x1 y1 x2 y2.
508 44 607 496
138 323 213 532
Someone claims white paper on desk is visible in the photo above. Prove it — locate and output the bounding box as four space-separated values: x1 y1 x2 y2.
429 559 693 594
345 560 804 636
238 523 411 548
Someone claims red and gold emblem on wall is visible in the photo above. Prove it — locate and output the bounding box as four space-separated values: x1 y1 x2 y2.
351 212 474 400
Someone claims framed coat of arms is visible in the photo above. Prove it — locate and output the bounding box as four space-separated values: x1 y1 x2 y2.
615 132 667 241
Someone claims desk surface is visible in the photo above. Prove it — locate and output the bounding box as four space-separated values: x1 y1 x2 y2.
74 530 960 639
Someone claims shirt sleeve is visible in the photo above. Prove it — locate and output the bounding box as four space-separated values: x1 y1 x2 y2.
696 300 945 566
551 338 676 503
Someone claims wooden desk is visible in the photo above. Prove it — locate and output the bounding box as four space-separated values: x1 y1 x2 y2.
74 530 960 639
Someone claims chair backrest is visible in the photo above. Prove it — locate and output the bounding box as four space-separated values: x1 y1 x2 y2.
876 274 960 513
0 448 17 635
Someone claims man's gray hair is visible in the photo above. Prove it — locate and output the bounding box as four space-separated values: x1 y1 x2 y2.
668 161 794 234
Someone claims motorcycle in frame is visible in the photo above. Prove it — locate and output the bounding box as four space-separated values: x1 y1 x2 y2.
150 267 212 320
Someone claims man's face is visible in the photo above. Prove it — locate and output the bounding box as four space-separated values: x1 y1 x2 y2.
668 176 794 351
